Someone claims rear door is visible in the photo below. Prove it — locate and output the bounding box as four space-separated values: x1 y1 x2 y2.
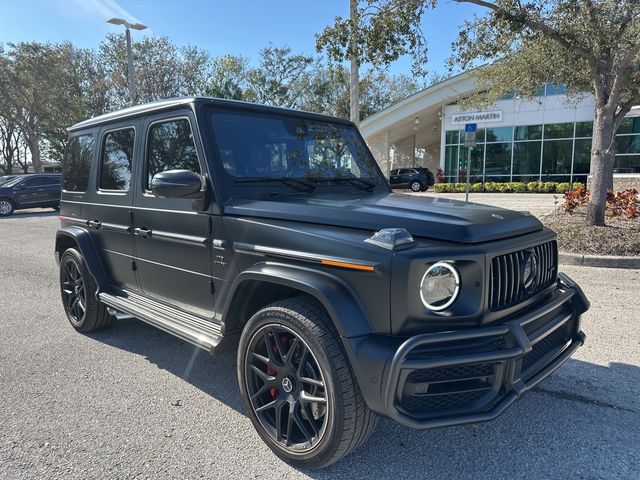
88 122 139 292
42 175 62 205
132 111 214 318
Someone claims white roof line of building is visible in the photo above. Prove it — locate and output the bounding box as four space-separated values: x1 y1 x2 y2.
359 70 477 138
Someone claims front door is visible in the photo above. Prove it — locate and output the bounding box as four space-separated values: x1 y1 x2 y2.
14 176 50 206
132 112 214 318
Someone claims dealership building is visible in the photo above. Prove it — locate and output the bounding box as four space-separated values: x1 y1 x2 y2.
361 71 640 189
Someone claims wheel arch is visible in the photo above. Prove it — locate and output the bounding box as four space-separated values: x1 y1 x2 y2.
55 226 110 295
221 263 373 339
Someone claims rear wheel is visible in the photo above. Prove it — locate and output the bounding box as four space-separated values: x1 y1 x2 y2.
0 199 15 216
59 248 113 332
238 297 377 468
410 180 422 192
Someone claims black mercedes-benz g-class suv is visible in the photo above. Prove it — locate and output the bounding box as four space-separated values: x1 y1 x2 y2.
56 98 588 468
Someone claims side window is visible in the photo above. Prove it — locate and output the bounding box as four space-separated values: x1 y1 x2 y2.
146 118 200 189
100 128 134 191
63 135 94 192
23 177 47 187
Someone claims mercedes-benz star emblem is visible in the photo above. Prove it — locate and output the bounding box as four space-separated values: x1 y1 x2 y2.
282 377 293 393
522 251 539 293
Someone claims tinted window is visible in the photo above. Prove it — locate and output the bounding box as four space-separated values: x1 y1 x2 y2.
210 110 382 182
63 135 94 192
100 128 134 191
23 177 49 187
147 118 200 188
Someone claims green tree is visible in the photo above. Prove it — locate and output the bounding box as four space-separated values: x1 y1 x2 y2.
206 54 249 100
0 42 77 172
245 45 314 108
318 0 640 226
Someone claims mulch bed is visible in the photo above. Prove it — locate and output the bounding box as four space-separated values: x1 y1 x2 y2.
542 209 640 256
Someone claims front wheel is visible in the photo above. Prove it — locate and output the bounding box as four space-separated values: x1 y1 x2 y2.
0 199 15 216
409 180 422 192
237 297 377 468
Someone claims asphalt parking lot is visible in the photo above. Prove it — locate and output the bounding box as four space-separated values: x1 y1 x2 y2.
1 209 639 479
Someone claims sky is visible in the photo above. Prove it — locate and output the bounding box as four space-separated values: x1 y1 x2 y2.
0 0 483 78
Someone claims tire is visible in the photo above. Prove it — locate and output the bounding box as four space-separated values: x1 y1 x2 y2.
237 297 377 468
59 248 113 333
409 181 422 192
0 198 15 216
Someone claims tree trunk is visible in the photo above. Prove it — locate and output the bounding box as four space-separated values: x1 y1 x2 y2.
586 107 616 226
349 0 359 126
27 134 42 173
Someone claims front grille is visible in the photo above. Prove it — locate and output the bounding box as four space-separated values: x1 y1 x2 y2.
489 240 557 310
400 363 496 414
522 324 571 373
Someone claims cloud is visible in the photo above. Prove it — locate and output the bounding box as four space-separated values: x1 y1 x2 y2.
66 0 143 25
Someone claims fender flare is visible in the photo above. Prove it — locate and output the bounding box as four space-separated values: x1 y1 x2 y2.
221 262 373 338
55 226 110 295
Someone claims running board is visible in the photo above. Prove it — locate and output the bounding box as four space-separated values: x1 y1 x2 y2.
99 291 222 352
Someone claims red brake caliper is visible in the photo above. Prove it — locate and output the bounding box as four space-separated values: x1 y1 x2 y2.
267 364 278 398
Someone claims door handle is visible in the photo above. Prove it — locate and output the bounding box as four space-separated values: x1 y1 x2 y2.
88 220 102 229
134 227 151 238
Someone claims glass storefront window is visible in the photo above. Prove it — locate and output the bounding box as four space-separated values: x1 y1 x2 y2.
460 144 485 175
544 122 574 139
617 117 640 135
615 155 640 173
514 125 542 141
616 134 640 154
445 130 459 145
575 121 593 138
545 84 567 96
484 143 512 176
512 141 541 175
573 138 592 174
444 145 458 176
542 139 573 175
486 127 513 143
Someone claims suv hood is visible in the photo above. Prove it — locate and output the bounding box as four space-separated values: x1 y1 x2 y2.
225 192 542 244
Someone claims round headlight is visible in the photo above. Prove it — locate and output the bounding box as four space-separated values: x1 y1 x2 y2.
419 262 460 311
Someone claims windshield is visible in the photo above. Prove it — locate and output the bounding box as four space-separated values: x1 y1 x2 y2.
0 176 16 186
2 176 24 188
209 109 384 185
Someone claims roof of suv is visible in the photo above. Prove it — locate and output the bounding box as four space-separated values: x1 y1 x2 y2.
69 97 354 132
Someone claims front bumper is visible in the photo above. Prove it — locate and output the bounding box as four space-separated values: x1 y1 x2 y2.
348 273 588 429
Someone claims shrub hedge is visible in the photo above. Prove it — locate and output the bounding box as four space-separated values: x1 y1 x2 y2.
434 181 585 194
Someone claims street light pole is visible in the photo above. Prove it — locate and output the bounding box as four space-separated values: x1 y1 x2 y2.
106 17 148 105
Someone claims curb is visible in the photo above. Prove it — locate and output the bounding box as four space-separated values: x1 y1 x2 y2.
558 252 640 269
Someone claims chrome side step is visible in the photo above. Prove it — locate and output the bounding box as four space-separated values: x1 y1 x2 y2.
99 291 222 352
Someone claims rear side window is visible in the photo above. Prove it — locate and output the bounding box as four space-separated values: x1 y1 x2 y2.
63 135 94 192
100 128 135 191
146 118 200 188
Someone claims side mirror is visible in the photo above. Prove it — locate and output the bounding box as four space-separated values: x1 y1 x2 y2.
150 169 209 210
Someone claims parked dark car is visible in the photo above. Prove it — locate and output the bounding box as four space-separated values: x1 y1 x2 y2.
389 167 435 192
55 98 589 468
0 173 62 216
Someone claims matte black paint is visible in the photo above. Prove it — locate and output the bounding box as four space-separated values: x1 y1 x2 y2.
56 97 589 429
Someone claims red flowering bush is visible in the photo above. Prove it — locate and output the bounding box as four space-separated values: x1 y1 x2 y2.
563 186 639 218
435 167 445 184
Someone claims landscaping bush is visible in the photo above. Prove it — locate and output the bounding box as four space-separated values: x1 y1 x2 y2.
563 186 639 218
433 181 587 194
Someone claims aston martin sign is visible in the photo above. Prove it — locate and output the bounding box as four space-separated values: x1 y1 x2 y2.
452 110 503 125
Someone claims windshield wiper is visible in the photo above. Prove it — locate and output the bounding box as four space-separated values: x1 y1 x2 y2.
328 177 376 192
234 177 315 192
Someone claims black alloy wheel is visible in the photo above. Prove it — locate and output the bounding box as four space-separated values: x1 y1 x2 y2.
244 324 329 453
59 248 113 332
61 256 87 326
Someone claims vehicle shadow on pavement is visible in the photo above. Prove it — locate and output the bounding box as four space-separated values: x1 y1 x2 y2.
88 318 640 479
0 210 58 220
